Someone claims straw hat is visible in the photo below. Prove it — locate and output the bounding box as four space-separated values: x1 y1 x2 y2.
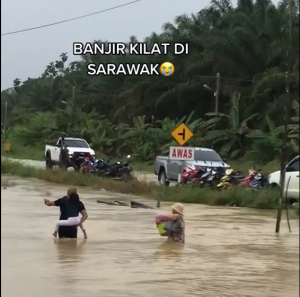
171 203 184 214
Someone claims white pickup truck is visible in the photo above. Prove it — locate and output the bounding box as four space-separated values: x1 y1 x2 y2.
45 137 95 170
268 155 299 203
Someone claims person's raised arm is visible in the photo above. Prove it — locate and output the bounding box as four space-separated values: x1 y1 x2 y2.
44 198 61 207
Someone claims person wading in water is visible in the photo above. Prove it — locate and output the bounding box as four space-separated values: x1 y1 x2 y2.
52 192 87 239
44 188 88 239
166 203 185 243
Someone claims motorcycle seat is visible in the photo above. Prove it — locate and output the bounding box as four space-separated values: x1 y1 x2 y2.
233 174 244 179
232 170 241 175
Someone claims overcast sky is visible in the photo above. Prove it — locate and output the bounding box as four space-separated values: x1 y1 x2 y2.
1 0 280 90
1 0 221 89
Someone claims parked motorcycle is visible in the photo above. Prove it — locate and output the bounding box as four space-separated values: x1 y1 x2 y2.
248 171 264 189
239 168 256 187
239 168 266 190
180 165 205 184
80 155 98 173
216 169 245 190
199 167 224 188
96 155 133 181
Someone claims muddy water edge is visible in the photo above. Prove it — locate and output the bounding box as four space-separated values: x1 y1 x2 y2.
1 175 299 297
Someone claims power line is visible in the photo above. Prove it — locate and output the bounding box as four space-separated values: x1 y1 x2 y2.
197 75 253 82
1 0 140 36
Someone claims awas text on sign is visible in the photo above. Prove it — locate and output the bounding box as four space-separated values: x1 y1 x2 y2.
169 146 195 161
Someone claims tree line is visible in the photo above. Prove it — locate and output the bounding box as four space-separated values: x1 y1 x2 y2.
1 0 299 163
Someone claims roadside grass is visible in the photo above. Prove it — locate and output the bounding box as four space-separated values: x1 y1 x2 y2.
1 140 44 161
1 178 16 188
1 140 279 175
1 158 154 195
130 162 153 173
157 185 278 209
2 158 279 209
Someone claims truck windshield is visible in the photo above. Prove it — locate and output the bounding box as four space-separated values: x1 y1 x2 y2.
194 150 222 162
63 140 89 148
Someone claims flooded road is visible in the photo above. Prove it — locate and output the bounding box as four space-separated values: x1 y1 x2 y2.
1 176 299 297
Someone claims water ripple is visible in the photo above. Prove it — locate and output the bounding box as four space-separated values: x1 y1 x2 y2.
1 178 299 297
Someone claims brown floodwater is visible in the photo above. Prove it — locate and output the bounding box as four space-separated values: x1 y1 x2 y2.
1 176 299 297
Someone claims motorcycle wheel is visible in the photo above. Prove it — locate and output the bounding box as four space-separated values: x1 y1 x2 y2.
218 182 232 191
72 166 79 172
59 164 67 171
80 168 87 174
113 168 133 181
199 183 212 189
209 184 218 190
121 171 133 181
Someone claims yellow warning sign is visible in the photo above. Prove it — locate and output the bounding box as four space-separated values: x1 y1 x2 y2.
171 123 194 146
4 142 11 151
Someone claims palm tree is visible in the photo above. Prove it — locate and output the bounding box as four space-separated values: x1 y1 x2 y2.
201 91 259 157
2 0 299 162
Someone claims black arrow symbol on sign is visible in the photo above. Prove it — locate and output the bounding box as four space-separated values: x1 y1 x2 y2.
178 129 185 140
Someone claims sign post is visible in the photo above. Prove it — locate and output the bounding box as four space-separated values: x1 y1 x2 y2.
170 123 194 182
4 142 11 154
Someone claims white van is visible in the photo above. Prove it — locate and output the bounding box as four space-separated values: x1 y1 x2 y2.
268 155 299 200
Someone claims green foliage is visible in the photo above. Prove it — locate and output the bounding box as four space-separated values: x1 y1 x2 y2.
1 0 299 163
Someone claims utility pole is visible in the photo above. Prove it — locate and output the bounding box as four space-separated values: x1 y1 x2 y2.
4 101 8 140
203 73 220 114
215 73 220 114
275 0 292 233
72 86 75 107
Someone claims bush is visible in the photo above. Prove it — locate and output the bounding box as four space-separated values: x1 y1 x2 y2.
1 139 44 160
1 158 280 210
244 138 282 164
